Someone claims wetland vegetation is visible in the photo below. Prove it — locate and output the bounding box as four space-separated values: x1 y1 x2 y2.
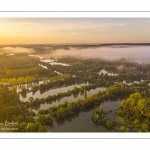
0 44 150 132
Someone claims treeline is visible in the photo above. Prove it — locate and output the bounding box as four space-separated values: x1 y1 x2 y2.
1 70 69 86
43 74 71 83
0 86 51 132
1 74 39 85
92 106 115 130
57 57 141 74
92 92 150 132
37 83 133 121
6 67 49 78
57 56 150 82
0 53 40 78
31 73 116 96
92 106 130 132
115 92 150 132
17 114 53 132
31 74 87 94
0 86 28 123
27 83 104 108
47 57 150 86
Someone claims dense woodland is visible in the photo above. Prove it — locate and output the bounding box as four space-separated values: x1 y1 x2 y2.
0 51 150 132
92 92 150 132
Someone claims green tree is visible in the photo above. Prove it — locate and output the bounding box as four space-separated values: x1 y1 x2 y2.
118 126 126 132
37 125 49 132
21 86 26 97
84 89 87 99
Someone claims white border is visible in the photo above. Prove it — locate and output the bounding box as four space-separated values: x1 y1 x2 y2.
0 12 150 139
0 133 150 139
0 12 150 18
0 0 150 11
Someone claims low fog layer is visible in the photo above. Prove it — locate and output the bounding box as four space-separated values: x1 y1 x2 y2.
48 46 150 64
1 45 150 63
0 47 35 53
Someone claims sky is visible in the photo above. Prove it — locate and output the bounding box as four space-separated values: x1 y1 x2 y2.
0 18 150 44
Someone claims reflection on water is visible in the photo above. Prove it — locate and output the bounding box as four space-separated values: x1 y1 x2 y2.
8 81 44 93
39 87 106 109
100 99 121 121
50 100 121 132
20 83 89 101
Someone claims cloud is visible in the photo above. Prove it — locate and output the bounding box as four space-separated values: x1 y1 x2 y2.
55 22 126 30
42 21 126 33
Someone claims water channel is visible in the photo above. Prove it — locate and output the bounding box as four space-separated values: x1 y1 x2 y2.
50 99 121 132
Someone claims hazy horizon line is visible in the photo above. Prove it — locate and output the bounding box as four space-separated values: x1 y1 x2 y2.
1 43 150 46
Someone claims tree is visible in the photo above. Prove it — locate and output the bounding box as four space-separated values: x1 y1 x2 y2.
21 86 26 97
29 97 34 103
141 124 149 132
84 89 87 99
118 126 126 132
36 114 46 125
16 115 24 122
37 125 49 132
99 106 104 113
73 86 78 92
25 122 49 132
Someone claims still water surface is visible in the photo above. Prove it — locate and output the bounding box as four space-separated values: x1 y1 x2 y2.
39 87 106 109
50 100 121 132
20 83 89 101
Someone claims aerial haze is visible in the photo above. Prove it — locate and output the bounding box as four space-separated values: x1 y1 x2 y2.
1 18 150 44
1 18 150 133
1 44 150 63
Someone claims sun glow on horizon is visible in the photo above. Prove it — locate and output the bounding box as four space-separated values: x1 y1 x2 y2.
1 18 150 44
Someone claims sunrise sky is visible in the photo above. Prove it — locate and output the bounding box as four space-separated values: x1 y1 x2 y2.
0 18 150 44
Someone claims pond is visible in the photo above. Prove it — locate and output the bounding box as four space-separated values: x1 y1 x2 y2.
50 99 121 132
20 83 90 101
9 81 44 93
35 87 106 110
